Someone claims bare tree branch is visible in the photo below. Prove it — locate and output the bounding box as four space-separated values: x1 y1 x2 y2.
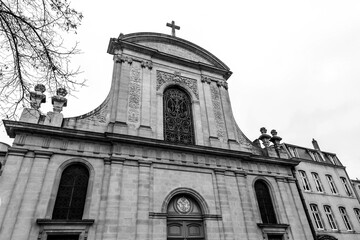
0 0 84 119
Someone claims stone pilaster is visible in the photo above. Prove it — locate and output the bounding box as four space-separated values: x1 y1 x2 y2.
0 151 34 239
219 84 235 141
139 60 153 137
135 161 151 240
214 170 234 240
0 148 27 228
193 99 204 145
95 159 111 240
244 175 259 239
235 172 250 240
156 92 164 140
102 159 124 240
202 79 218 144
287 178 312 239
114 55 133 134
117 161 139 240
11 151 52 240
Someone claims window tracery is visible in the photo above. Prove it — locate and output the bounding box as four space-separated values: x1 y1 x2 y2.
163 87 194 145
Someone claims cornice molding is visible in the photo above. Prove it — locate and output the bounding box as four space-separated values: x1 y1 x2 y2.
3 120 300 167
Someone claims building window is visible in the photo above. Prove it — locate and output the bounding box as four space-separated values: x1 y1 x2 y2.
339 207 352 230
163 87 194 145
310 204 324 230
324 206 337 230
327 155 335 164
299 171 311 191
255 180 277 224
354 208 360 223
167 194 204 240
326 175 338 194
311 172 323 193
52 164 89 220
288 147 299 158
340 177 352 196
314 152 322 162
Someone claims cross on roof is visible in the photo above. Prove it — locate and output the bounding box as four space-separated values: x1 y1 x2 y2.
166 20 180 37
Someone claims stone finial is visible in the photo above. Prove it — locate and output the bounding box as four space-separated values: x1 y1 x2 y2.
270 129 282 147
259 127 271 147
30 84 46 110
51 87 68 113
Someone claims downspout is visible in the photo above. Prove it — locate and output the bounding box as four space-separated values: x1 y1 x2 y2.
291 167 317 240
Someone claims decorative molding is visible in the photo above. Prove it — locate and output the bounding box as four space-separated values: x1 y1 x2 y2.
114 54 133 64
141 60 153 69
201 76 228 89
36 219 95 225
157 70 199 99
210 85 226 140
216 80 228 90
127 66 142 125
201 76 212 84
149 212 167 219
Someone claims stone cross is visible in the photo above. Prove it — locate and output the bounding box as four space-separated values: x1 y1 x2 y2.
166 20 180 37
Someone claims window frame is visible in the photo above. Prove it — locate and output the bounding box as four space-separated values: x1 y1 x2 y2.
254 180 278 224
52 164 90 220
323 205 337 230
163 86 195 145
310 204 324 230
326 175 338 194
339 207 353 231
340 177 352 196
299 170 311 191
288 147 299 158
354 208 360 224
311 172 324 193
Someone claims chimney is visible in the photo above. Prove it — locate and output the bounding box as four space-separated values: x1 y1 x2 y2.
312 138 321 151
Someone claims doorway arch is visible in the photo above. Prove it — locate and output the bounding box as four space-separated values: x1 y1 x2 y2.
167 194 205 240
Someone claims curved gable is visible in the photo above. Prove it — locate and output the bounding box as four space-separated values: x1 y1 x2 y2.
108 32 230 72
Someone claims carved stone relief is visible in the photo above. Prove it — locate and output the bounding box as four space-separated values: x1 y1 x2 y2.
127 66 142 125
210 84 226 140
157 70 199 99
78 98 109 125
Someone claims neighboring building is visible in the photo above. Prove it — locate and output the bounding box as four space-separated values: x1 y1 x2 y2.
283 140 360 240
351 179 360 203
0 31 314 240
0 142 9 173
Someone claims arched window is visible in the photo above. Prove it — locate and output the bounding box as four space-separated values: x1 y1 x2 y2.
163 87 194 145
167 195 204 240
52 164 89 220
255 180 277 224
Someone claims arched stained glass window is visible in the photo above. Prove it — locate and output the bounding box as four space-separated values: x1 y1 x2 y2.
255 180 277 224
52 164 89 220
163 87 194 145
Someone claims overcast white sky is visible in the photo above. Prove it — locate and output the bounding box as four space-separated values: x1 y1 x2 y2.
1 0 360 178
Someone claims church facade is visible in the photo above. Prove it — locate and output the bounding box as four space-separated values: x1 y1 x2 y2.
1 31 318 240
